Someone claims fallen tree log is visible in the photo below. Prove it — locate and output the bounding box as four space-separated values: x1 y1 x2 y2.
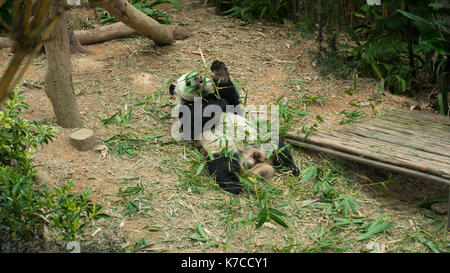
1 0 190 49
75 21 136 45
0 22 137 49
89 0 189 45
0 18 189 49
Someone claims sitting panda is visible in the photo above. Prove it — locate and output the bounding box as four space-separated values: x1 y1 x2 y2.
169 61 300 194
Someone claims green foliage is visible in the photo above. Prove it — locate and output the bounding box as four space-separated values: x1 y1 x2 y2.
0 92 56 176
101 108 133 126
96 0 181 25
0 166 44 239
347 1 449 114
356 214 393 241
348 4 415 94
44 180 108 241
220 0 294 23
274 95 309 138
115 183 152 217
336 109 366 125
254 190 289 229
0 92 105 243
397 7 450 115
0 0 13 29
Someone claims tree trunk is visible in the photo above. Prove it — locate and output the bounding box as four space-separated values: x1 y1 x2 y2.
66 12 93 54
404 2 416 78
44 0 83 128
89 0 189 45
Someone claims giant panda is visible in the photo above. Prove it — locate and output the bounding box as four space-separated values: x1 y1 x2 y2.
169 61 300 194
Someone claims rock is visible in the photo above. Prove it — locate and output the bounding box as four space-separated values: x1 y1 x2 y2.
69 128 97 151
431 202 448 215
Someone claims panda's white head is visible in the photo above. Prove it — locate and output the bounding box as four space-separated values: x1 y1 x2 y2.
169 72 214 103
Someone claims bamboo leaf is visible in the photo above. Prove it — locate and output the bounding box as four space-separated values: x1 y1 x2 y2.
269 213 289 229
195 163 205 176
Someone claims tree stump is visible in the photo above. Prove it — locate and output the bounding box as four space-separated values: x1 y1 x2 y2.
70 128 96 151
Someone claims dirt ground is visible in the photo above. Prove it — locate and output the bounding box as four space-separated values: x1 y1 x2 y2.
0 0 448 252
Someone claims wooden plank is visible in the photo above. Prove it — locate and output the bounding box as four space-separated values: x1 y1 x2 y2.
359 119 450 147
285 137 450 186
335 125 450 160
384 109 450 125
372 117 450 141
329 129 450 166
286 109 450 230
288 132 449 178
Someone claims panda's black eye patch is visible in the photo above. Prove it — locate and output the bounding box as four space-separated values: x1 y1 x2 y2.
186 81 191 86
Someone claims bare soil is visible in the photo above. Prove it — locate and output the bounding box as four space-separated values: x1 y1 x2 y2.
0 0 448 253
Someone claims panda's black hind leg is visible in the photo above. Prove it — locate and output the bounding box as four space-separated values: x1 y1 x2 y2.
271 140 300 176
206 153 243 194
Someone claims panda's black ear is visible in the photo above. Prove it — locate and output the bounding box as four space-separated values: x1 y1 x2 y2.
169 84 175 96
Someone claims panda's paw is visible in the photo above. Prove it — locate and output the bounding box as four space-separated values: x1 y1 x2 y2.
225 186 243 195
290 166 300 176
219 182 243 195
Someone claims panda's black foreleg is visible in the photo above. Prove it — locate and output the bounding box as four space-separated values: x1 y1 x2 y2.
206 153 243 194
182 98 229 140
271 140 300 176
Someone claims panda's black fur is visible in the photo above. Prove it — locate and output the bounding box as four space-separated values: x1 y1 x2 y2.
170 60 300 194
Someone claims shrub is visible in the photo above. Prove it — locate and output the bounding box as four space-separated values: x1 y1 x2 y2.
0 92 106 247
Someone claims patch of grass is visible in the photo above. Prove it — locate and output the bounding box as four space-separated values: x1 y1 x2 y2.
312 49 354 79
101 108 133 126
121 237 153 253
115 183 153 217
335 109 366 125
102 132 162 156
272 95 310 137
173 147 216 194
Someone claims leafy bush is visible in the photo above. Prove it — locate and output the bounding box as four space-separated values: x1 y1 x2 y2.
43 179 107 241
0 92 105 245
219 0 294 23
322 1 449 114
97 0 181 25
0 0 13 30
0 93 56 176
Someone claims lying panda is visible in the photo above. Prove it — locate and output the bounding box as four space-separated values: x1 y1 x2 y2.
169 61 299 194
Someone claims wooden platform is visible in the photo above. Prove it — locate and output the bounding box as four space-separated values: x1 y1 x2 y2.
284 109 450 229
